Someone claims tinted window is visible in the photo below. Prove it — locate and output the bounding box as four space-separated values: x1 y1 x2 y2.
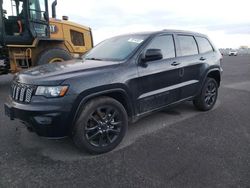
196 37 213 53
146 35 175 59
178 35 198 56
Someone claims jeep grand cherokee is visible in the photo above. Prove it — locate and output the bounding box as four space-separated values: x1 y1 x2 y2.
5 30 223 154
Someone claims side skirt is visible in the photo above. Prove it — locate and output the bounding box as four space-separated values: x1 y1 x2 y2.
131 96 195 123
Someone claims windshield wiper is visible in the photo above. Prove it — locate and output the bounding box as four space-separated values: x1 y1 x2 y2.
85 57 103 61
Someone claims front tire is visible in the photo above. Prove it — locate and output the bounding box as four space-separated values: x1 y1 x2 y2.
193 78 218 111
36 48 72 65
73 97 128 154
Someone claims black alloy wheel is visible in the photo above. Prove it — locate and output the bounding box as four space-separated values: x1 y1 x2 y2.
193 78 218 111
204 81 217 107
73 97 128 154
85 106 122 147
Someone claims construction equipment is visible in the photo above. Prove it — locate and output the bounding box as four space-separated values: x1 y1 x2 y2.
0 0 93 75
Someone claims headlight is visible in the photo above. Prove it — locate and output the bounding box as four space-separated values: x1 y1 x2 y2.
35 86 68 98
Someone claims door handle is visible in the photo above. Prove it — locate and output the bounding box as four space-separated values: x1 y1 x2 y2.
200 57 206 61
171 62 180 66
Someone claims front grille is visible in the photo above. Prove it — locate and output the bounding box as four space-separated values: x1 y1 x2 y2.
11 82 35 103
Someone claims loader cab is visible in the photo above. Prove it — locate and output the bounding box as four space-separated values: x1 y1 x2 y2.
0 0 49 46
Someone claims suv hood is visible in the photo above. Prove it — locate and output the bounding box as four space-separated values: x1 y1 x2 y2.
15 59 121 85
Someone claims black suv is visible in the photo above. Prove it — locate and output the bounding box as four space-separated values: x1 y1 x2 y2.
5 30 223 154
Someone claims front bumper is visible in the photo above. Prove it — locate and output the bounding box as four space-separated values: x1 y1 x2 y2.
4 96 74 138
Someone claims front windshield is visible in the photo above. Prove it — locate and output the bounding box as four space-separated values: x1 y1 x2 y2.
84 35 148 61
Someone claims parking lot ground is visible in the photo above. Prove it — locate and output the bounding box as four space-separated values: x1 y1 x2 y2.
0 56 250 187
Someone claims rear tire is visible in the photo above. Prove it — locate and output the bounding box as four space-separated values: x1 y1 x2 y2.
36 48 72 65
73 97 128 154
193 78 218 111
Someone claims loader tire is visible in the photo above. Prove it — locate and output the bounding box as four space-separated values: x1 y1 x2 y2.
37 48 72 65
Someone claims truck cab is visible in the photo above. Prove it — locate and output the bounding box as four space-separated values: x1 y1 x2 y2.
0 0 49 45
0 0 93 75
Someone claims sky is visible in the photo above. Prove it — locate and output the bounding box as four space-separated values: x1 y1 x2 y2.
52 0 250 48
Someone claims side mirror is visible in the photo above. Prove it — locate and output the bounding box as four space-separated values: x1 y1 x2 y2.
3 9 7 14
142 49 163 63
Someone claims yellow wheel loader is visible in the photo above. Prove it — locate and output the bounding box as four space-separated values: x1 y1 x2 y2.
0 0 93 75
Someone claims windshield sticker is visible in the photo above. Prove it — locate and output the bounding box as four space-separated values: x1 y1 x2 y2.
128 38 144 44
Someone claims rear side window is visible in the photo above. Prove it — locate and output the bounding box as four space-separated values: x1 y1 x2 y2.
196 37 214 53
177 35 198 56
146 35 175 59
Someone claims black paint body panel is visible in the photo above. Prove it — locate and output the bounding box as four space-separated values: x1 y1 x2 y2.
4 30 222 137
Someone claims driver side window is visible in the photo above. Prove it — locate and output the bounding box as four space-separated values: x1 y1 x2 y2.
146 35 176 59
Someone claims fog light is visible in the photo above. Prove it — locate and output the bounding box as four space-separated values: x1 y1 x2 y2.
33 116 52 125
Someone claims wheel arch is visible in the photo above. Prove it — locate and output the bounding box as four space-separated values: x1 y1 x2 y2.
70 87 134 133
206 68 221 87
195 67 221 98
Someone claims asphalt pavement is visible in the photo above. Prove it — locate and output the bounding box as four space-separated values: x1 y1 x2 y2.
0 56 250 187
